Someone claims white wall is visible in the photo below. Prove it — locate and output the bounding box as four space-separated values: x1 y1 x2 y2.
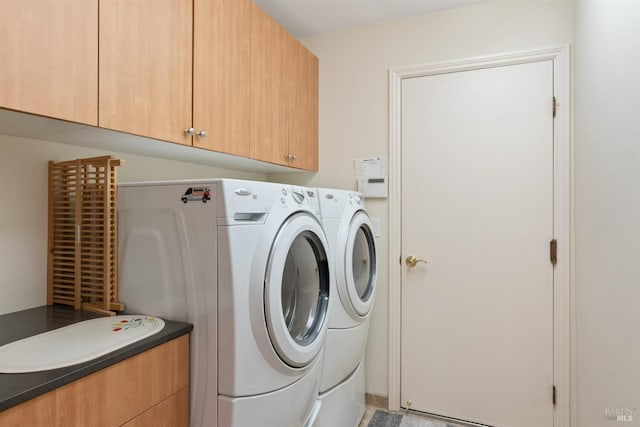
574 1 640 426
270 0 573 399
0 134 266 315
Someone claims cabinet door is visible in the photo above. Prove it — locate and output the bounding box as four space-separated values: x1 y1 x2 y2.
99 0 193 145
287 41 319 171
193 0 251 157
0 0 97 125
249 2 289 166
122 387 189 427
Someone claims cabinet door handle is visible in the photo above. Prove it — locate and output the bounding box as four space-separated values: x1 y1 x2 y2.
185 128 206 138
286 154 297 161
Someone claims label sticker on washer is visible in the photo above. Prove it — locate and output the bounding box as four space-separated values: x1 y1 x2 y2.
180 186 211 204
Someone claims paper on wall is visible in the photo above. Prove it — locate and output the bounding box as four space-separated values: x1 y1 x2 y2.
354 157 388 179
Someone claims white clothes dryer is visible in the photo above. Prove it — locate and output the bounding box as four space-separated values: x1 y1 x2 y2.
315 188 377 427
118 179 331 427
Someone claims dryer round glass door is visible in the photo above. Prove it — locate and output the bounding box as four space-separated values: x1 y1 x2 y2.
265 213 330 368
342 211 377 317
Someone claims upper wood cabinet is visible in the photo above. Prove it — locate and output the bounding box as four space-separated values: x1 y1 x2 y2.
250 3 289 167
193 0 252 157
2 0 317 171
99 0 253 155
287 38 319 171
250 3 319 171
99 0 193 145
0 0 98 125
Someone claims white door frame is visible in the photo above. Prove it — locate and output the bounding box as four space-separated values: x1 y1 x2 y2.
387 46 571 427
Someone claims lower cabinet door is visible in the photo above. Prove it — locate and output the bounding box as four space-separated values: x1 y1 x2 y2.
122 387 189 427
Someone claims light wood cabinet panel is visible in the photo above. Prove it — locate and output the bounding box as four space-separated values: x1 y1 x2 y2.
0 335 189 427
99 0 193 146
193 0 251 157
250 2 290 166
250 2 319 171
0 0 97 125
288 40 319 171
122 386 189 427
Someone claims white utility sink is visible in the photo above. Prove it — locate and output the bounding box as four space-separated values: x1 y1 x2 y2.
0 315 164 373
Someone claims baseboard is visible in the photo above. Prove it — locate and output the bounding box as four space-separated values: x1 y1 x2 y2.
365 393 388 409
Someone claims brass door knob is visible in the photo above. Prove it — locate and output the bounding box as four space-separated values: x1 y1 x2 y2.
405 255 427 268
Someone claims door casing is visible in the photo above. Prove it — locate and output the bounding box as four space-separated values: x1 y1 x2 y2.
387 46 572 427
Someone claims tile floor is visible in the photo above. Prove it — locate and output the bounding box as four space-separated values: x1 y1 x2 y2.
359 405 471 427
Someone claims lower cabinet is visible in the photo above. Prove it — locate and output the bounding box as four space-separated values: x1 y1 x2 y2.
123 387 189 427
0 335 189 427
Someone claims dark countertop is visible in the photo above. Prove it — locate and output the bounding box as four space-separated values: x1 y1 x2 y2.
0 305 192 413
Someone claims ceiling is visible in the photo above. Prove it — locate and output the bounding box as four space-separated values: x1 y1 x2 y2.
252 0 489 38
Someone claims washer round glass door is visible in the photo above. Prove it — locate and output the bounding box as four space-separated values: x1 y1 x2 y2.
265 213 330 368
342 211 377 317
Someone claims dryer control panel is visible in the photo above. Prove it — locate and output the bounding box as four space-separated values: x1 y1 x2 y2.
304 188 321 217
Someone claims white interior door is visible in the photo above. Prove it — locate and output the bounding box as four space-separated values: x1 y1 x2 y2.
400 60 555 427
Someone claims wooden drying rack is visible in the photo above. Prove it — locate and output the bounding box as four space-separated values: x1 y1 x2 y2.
47 156 124 316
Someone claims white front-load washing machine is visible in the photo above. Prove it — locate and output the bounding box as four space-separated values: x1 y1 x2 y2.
315 188 377 427
117 179 331 427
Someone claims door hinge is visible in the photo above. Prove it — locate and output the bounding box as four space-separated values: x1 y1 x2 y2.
550 239 558 265
553 96 557 118
553 385 557 405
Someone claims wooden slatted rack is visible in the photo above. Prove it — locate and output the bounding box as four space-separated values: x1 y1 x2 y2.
47 156 125 316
